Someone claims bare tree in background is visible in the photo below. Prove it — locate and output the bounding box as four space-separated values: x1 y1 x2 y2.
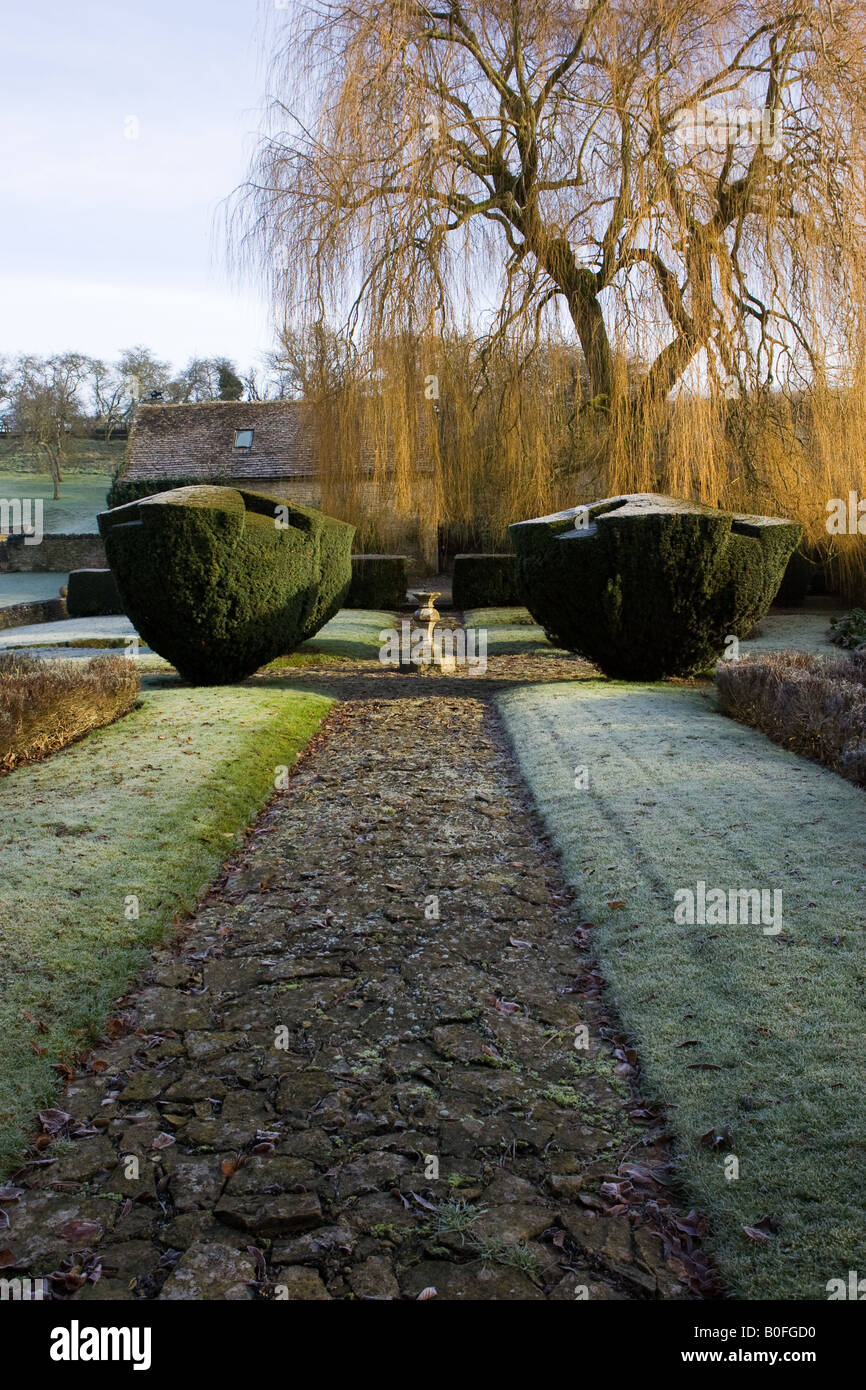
237 1 866 410
11 354 91 499
90 360 130 441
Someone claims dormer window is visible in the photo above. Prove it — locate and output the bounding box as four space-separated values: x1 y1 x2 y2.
233 428 254 451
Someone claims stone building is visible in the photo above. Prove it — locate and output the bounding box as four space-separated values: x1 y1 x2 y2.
117 400 435 568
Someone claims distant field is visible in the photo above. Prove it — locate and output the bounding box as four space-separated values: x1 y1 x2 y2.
0 438 124 475
0 473 111 533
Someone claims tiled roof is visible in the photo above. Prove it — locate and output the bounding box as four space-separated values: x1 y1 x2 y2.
122 401 318 483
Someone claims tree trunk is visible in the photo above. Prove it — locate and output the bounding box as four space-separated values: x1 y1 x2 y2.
567 288 615 403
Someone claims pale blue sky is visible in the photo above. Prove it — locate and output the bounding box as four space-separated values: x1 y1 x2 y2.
1 0 281 371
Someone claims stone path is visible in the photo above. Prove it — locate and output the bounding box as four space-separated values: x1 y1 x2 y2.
2 663 718 1301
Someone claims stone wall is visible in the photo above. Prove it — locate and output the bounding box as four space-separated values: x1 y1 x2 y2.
2 534 107 573
0 597 67 631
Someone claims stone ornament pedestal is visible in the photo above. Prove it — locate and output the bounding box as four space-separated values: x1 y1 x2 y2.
402 591 442 673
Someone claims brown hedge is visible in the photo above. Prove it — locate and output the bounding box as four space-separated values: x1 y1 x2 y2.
715 649 866 786
0 654 140 773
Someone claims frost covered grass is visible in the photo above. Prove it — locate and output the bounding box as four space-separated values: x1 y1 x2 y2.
298 608 398 659
497 680 866 1300
0 677 332 1169
463 606 567 656
740 600 841 660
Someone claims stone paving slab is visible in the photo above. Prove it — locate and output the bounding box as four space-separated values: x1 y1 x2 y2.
1 687 714 1301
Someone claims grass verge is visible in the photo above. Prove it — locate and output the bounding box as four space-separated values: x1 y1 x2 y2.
0 654 139 773
0 676 332 1170
497 680 866 1300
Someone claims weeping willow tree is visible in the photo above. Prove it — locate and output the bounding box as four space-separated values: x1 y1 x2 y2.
235 0 866 590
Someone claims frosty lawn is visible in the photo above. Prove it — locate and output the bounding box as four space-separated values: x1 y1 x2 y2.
497 681 866 1300
299 608 398 660
0 677 332 1170
0 471 110 533
463 606 568 656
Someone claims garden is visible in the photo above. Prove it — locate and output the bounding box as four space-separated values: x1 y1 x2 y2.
0 478 864 1306
3 0 866 1329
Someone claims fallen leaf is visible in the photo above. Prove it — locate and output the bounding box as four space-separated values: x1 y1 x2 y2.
742 1225 773 1243
38 1109 70 1135
57 1220 102 1242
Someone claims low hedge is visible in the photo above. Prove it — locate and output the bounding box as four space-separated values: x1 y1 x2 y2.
66 568 124 617
107 476 215 509
510 493 801 679
98 486 354 684
775 545 822 605
716 649 866 787
0 653 139 773
452 553 521 609
346 554 408 609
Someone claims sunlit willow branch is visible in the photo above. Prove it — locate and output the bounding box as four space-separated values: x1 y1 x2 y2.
232 1 866 593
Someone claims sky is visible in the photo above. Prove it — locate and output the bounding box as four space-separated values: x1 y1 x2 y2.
1 0 282 373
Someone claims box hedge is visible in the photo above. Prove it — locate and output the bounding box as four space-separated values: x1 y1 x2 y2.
509 493 801 679
98 485 354 683
346 554 408 609
107 476 213 509
452 553 521 609
66 569 124 618
775 545 822 605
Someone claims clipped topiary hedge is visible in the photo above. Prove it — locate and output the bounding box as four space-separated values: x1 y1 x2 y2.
66 569 124 618
107 476 215 509
775 545 821 606
509 493 801 679
346 555 408 609
98 486 354 683
452 553 521 610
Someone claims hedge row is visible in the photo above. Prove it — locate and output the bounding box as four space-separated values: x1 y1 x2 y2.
0 654 139 773
106 476 212 509
452 553 521 609
345 555 408 609
66 569 125 618
716 649 866 787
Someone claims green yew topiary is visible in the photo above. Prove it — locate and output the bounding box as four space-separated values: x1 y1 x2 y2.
98 485 354 683
452 553 522 609
509 494 801 679
106 476 212 509
346 555 409 609
66 569 124 618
